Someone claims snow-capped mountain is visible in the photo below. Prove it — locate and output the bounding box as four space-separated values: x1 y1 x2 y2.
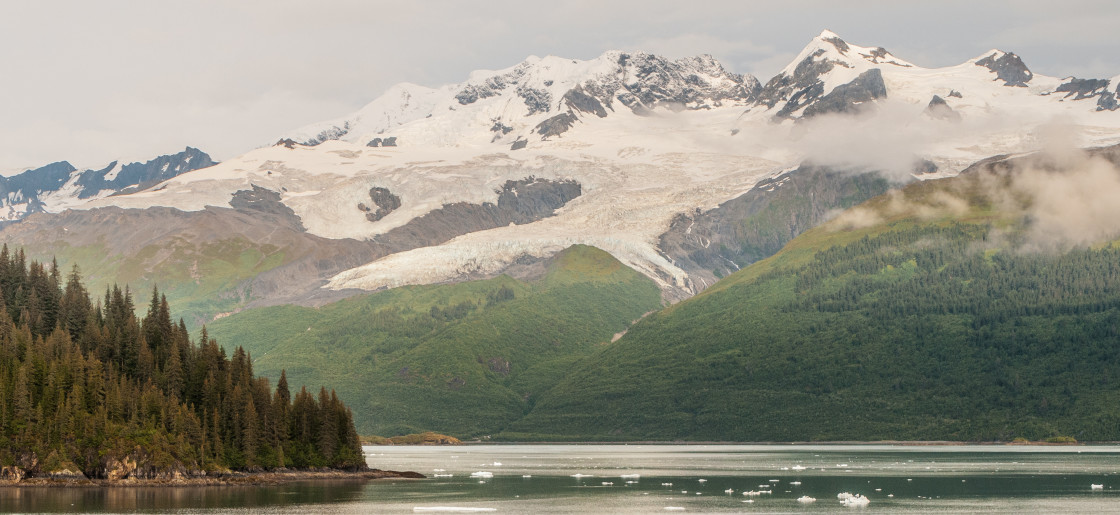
286 51 759 151
0 147 216 222
8 31 1120 316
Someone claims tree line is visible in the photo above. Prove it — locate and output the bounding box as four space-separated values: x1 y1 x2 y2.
0 246 363 478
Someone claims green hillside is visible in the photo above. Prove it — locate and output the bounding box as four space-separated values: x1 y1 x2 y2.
207 245 662 437
507 154 1120 442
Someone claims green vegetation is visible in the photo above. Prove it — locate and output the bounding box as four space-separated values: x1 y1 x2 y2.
0 246 363 479
508 171 1120 442
207 245 663 437
28 238 286 328
363 432 462 445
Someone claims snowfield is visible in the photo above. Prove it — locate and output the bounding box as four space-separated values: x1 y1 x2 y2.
72 30 1120 296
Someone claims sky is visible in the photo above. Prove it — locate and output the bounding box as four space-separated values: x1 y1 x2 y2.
4 0 1120 171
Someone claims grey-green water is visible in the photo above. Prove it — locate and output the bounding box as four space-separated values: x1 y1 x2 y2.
2 445 1118 513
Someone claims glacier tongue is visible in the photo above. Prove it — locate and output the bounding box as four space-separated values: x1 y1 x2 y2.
45 33 1120 301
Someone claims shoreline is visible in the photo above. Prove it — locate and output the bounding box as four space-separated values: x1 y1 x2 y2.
0 469 425 488
450 440 1120 446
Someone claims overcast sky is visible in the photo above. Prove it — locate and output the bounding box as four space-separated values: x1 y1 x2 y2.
4 0 1120 171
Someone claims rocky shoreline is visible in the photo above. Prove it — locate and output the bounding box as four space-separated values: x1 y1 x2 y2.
0 468 424 487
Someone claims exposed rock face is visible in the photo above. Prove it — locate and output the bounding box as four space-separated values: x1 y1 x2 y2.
1055 77 1110 100
975 51 1033 87
361 186 402 222
490 121 514 135
366 137 398 147
535 112 578 139
372 178 581 248
658 166 892 293
46 469 88 481
926 95 961 121
604 53 760 113
562 87 608 118
510 137 528 150
1 466 26 482
96 449 190 481
1047 77 1120 111
518 86 552 115
1099 90 1120 111
757 49 835 114
229 185 306 230
756 35 895 120
801 69 887 118
305 122 352 146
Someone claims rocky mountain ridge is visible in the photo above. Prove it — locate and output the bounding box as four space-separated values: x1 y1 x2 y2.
0 147 215 223
7 31 1120 321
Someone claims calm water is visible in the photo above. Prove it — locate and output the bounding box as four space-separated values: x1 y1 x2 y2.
2 444 1118 513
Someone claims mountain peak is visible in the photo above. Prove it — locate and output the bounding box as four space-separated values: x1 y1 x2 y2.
817 29 842 40
286 49 760 147
974 49 1033 87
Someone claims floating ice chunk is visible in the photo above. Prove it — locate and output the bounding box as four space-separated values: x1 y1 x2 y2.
1091 484 1104 490
724 488 734 494
791 465 806 471
742 491 761 496
769 479 780 483
698 479 707 483
797 496 817 503
837 492 870 506
602 482 614 486
469 471 493 478
661 483 673 486
742 499 754 503
522 475 532 478
433 474 453 478
790 481 802 485
621 474 640 479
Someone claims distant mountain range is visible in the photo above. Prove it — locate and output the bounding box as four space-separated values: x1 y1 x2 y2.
5 30 1120 441
7 30 1120 321
0 147 214 223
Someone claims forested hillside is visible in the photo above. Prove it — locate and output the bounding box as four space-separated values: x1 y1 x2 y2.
0 247 363 480
208 245 663 437
507 152 1120 441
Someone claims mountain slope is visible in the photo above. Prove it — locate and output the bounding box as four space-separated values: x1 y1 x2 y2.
8 32 1120 320
505 145 1120 442
206 245 662 436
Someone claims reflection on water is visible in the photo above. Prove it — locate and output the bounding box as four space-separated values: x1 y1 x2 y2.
0 480 367 513
1 445 1118 513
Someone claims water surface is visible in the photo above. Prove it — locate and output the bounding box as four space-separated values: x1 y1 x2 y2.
2 444 1117 513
